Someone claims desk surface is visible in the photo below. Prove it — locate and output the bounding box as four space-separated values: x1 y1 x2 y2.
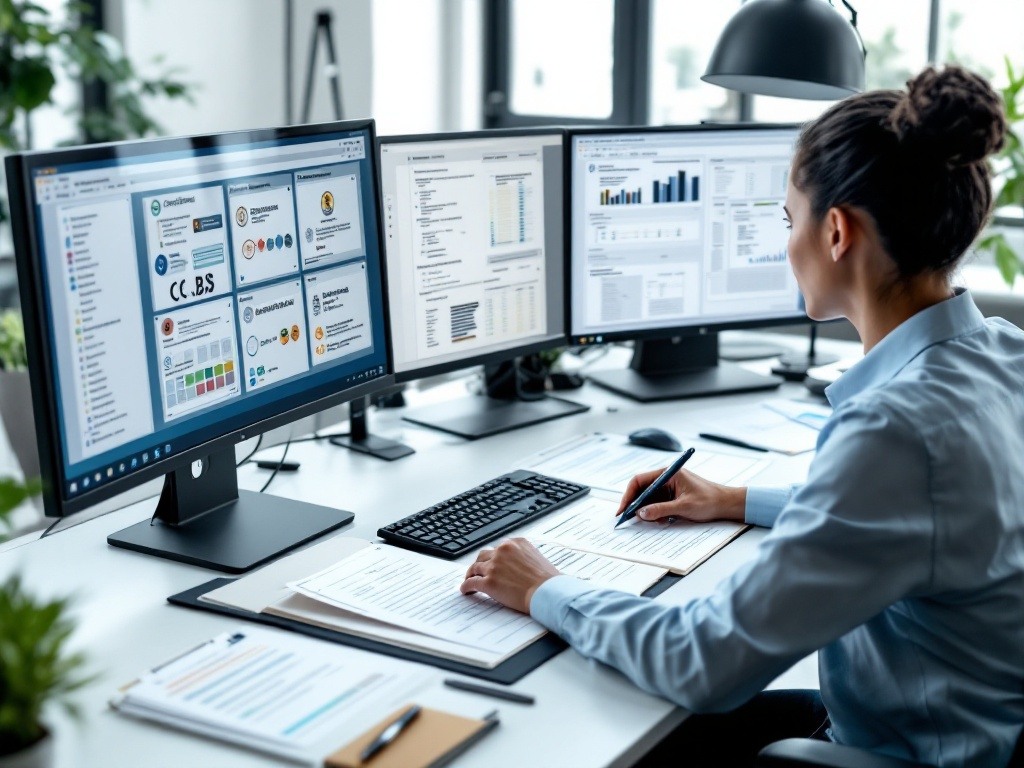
0 338 832 768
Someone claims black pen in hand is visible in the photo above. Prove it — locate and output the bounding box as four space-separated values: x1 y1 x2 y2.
614 447 695 529
360 704 421 762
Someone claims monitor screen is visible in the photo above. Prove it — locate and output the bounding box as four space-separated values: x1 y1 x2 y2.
378 130 566 380
569 126 804 343
11 122 390 513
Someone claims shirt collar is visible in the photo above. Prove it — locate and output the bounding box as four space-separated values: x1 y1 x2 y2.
825 288 985 408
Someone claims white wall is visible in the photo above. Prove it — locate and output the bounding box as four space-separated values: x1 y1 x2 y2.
110 0 374 137
108 0 481 139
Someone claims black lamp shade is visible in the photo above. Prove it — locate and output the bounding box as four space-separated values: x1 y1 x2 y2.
702 0 865 100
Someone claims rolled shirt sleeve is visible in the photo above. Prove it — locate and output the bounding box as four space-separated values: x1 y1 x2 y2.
528 401 935 714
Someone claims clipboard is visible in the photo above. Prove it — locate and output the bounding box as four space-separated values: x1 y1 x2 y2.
168 573 681 685
323 705 499 768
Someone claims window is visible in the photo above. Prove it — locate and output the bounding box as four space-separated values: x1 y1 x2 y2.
648 0 741 124
937 0 1024 88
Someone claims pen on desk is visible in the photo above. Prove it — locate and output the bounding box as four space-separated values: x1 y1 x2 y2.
698 433 769 453
614 447 695 529
360 704 421 762
444 677 536 705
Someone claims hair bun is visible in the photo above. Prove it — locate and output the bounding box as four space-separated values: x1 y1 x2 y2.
888 65 1007 166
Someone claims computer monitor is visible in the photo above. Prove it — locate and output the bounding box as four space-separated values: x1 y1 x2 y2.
377 129 587 439
568 124 806 401
6 119 393 572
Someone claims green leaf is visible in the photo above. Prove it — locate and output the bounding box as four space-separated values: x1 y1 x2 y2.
994 238 1024 287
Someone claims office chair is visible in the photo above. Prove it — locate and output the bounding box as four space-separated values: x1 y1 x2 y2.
757 727 1024 768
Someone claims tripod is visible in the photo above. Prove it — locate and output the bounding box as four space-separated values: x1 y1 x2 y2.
300 10 344 122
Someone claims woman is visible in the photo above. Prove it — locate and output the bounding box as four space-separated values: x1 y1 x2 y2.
460 65 1024 768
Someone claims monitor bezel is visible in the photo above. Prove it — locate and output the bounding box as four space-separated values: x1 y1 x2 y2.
376 127 569 383
565 122 808 346
7 118 397 518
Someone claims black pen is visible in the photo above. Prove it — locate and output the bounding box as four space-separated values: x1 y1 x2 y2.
615 447 695 528
360 704 421 762
444 677 535 705
698 433 769 453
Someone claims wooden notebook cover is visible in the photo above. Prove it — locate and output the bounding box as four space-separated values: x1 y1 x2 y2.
325 705 497 768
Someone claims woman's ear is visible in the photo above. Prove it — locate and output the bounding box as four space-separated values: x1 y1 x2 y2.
825 206 855 263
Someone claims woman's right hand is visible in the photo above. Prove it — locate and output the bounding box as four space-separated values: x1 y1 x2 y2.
616 468 747 524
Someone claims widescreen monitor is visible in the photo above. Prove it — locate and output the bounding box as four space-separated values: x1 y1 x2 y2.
377 129 586 438
6 119 393 571
568 124 806 401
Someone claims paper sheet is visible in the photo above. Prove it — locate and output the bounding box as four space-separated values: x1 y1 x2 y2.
112 626 434 764
513 432 772 494
525 492 747 575
691 399 831 454
533 541 667 595
289 545 546 657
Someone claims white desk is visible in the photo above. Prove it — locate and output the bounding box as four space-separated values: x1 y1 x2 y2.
0 340 832 768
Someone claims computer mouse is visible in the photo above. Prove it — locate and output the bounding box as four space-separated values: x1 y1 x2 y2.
628 428 683 452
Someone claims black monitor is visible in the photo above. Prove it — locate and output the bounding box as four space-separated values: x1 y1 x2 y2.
377 129 587 439
6 119 394 572
568 124 806 401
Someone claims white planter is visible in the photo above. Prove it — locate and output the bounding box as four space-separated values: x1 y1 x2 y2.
0 730 54 768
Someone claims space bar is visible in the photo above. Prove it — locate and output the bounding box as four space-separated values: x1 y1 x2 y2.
464 513 525 543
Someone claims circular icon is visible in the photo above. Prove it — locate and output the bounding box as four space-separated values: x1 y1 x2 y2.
243 239 256 259
162 355 172 370
315 326 324 340
305 227 314 243
275 234 284 249
246 336 259 356
284 233 293 248
315 344 325 356
235 206 248 227
279 328 289 345
154 254 168 276
321 191 334 216
266 237 275 252
161 318 174 336
243 306 254 323
150 199 161 216
290 324 300 342
257 238 266 252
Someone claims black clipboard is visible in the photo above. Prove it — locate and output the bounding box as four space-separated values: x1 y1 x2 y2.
168 573 681 685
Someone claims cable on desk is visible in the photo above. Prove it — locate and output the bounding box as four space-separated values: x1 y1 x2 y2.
39 518 63 538
259 438 292 493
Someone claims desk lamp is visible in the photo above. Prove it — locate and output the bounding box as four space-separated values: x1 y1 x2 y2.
703 0 865 375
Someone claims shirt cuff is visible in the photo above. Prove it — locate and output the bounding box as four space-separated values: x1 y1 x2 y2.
744 486 792 528
529 574 596 633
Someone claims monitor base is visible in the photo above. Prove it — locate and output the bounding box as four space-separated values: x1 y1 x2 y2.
402 395 589 440
330 434 415 461
108 489 352 573
719 339 789 361
587 362 782 402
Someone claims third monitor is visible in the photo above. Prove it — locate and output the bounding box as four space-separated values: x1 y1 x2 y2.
568 124 805 401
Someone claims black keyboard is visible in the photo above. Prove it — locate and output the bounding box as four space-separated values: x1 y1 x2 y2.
378 470 590 559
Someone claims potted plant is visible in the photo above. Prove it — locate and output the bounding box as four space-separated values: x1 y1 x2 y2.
0 477 90 767
0 309 36 490
976 58 1024 286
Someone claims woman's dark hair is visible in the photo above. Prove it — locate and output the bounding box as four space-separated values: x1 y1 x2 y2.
792 65 1008 279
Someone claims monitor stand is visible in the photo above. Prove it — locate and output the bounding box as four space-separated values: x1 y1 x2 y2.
586 335 783 402
330 396 414 461
401 358 589 440
107 447 353 573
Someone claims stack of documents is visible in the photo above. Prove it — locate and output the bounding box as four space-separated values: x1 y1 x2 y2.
202 535 665 669
691 398 832 454
111 626 436 764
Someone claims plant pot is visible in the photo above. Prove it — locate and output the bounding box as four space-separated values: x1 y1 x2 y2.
0 369 40 487
0 729 54 768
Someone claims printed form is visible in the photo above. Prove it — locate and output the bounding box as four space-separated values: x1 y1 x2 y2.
525 492 747 575
514 432 772 494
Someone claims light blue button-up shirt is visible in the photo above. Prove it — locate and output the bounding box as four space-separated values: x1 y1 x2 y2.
530 290 1024 767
